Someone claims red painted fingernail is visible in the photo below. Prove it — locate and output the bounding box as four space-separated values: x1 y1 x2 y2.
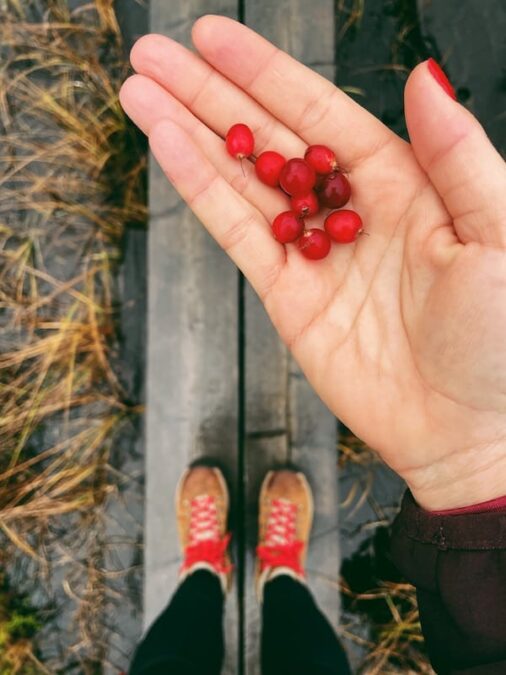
427 58 457 100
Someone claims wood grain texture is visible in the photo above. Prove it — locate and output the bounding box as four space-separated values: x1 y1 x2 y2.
244 290 290 673
245 0 335 66
243 3 338 673
145 4 240 673
145 3 339 673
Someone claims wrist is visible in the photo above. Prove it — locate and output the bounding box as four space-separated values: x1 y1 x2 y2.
404 447 506 511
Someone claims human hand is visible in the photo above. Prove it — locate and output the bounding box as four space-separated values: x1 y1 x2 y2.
120 16 506 510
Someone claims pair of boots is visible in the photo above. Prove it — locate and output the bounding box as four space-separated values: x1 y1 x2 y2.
130 466 351 674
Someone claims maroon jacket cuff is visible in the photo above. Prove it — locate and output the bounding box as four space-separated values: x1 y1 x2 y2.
390 489 506 674
429 494 506 516
393 489 506 549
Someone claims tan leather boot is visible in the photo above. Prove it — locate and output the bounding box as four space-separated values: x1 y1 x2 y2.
175 465 232 593
256 469 314 601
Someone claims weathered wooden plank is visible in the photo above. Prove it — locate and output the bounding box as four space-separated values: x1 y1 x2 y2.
244 318 340 675
245 1 335 66
244 290 290 672
288 359 340 624
243 3 338 673
145 4 240 674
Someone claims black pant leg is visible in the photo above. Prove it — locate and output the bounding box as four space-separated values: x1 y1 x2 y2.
129 570 225 675
261 575 352 675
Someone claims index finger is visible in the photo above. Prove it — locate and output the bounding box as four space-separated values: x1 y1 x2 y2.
192 15 404 169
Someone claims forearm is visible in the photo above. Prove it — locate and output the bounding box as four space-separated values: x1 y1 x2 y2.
390 490 506 674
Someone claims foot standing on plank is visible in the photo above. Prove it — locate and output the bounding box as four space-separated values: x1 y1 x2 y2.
129 465 351 675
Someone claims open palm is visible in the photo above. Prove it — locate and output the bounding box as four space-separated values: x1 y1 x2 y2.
120 16 506 510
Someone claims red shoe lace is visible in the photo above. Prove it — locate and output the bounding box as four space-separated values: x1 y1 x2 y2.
257 498 305 576
181 494 232 575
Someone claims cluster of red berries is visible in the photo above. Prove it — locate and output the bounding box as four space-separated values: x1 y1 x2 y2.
225 123 364 260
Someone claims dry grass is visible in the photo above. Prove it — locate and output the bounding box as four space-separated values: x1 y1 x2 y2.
0 0 146 671
336 0 366 42
338 430 433 674
341 581 434 675
339 431 383 521
340 578 433 674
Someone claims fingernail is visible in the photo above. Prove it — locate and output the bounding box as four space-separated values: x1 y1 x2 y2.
427 58 457 100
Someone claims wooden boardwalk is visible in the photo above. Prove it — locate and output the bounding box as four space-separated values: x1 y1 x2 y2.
144 2 339 673
138 0 506 672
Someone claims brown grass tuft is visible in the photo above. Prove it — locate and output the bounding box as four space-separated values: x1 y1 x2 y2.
0 0 146 670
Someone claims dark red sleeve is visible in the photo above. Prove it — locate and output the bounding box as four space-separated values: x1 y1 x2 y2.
390 490 506 674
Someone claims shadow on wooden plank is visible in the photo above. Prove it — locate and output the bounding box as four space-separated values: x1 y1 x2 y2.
144 0 241 648
145 3 339 675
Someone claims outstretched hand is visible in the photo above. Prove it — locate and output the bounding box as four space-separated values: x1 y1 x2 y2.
120 16 506 510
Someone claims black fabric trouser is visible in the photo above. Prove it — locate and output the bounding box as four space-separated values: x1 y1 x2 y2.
130 570 351 675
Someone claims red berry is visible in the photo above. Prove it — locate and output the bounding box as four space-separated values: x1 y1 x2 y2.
297 229 331 260
226 123 254 159
314 173 326 191
255 151 286 187
317 171 351 209
304 145 338 174
279 158 316 196
272 211 305 244
324 210 363 243
290 191 320 218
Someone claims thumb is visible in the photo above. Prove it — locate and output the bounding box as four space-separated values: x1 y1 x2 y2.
405 59 506 248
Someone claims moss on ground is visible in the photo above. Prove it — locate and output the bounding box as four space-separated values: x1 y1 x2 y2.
0 572 44 674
